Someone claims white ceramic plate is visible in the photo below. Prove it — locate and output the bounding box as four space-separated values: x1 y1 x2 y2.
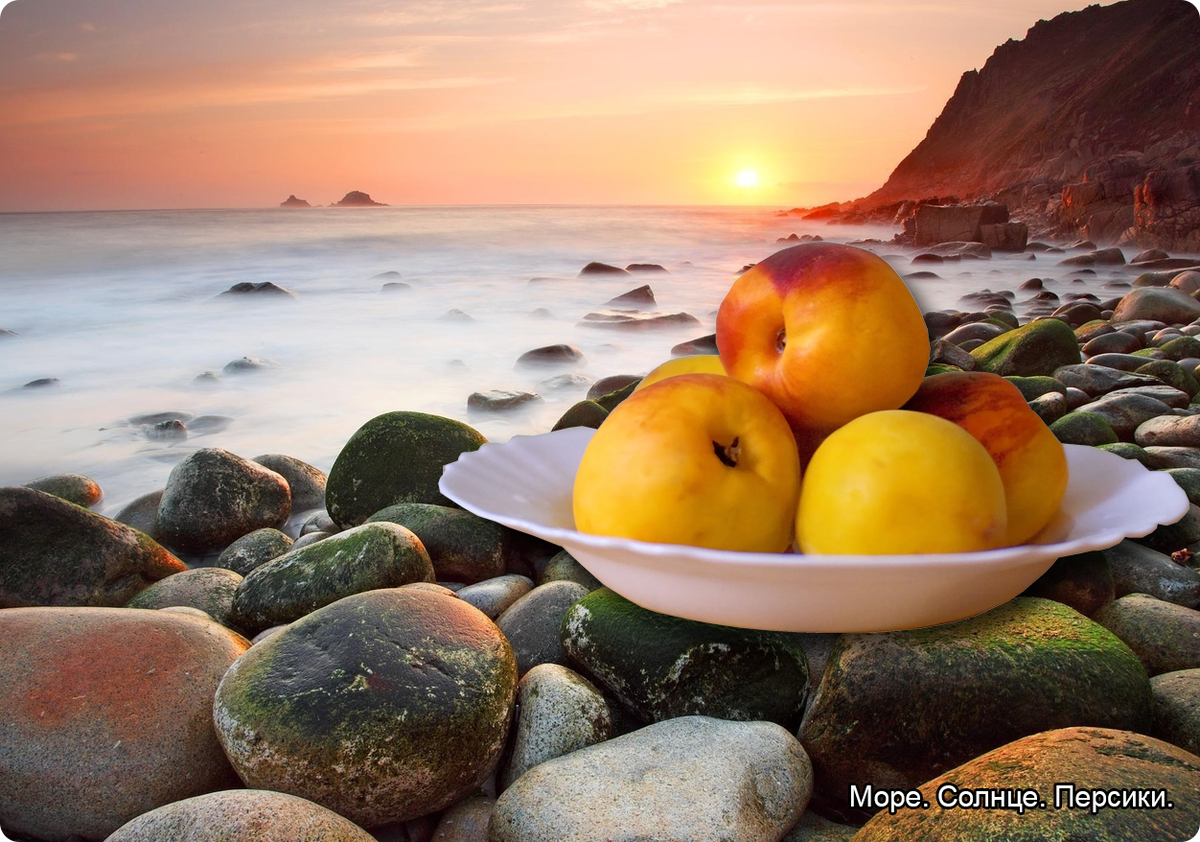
440 427 1190 632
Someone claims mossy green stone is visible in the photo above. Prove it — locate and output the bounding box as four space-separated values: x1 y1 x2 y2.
230 522 434 633
326 411 487 528
551 399 609 432
1166 468 1200 506
1137 359 1200 398
1004 375 1067 401
1097 441 1153 467
561 588 809 729
1157 335 1200 362
1049 411 1119 446
593 380 639 413
366 502 509 583
852 727 1200 841
213 588 517 828
799 597 1151 820
970 318 1081 377
1074 320 1113 344
985 312 1019 329
1132 347 1163 358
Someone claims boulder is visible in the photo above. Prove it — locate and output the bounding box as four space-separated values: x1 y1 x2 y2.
112 489 164 539
970 318 1081 376
218 281 298 300
551 399 609 431
499 663 613 790
578 261 629 276
577 310 702 329
1048 411 1119 446
1135 413 1200 448
1100 540 1200 608
456 574 533 620
799 597 1151 821
0 607 248 841
1070 392 1175 440
1021 550 1114 617
603 285 656 308
156 448 291 555
1093 593 1200 676
0 487 185 608
252 453 327 512
497 580 591 676
105 789 376 842
489 716 812 842
1112 287 1200 325
1052 363 1160 397
562 588 809 728
214 527 294 576
213 588 516 827
229 522 434 634
516 344 586 367
325 411 487 527
1151 668 1200 757
467 389 542 411
126 567 244 628
21 473 102 508
366 502 514 583
851 728 1200 841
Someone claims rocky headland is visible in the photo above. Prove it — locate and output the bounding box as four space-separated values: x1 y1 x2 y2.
807 0 1200 252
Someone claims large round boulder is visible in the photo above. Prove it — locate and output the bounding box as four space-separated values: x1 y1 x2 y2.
0 486 185 608
366 502 512 583
0 607 249 841
799 597 1151 821
213 587 517 827
851 728 1200 841
489 716 812 842
1112 287 1200 324
325 411 487 528
156 448 291 555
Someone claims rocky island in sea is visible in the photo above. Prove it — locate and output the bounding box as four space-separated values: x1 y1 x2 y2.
333 190 388 207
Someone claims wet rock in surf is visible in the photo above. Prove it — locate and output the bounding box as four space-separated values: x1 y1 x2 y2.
516 343 586 367
218 281 298 300
671 334 719 356
578 310 701 330
467 389 542 412
578 261 630 276
223 356 280 374
603 285 656 308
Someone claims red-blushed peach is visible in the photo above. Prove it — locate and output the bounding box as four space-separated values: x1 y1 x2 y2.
903 371 1069 545
716 243 928 460
573 373 801 553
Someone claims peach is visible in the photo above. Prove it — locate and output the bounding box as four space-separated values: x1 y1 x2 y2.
903 371 1069 545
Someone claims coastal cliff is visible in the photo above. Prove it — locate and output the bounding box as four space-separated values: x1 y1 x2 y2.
837 0 1200 250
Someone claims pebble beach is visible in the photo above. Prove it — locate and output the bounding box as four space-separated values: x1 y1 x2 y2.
4 206 1200 841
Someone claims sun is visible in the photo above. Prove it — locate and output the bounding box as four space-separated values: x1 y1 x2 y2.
735 169 760 188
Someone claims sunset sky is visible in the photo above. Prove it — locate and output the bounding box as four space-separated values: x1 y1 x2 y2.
0 0 1119 211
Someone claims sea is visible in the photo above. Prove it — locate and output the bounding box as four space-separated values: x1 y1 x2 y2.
0 205 1158 516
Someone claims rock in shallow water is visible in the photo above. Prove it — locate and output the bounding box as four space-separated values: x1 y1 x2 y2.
0 607 248 841
489 715 812 842
213 587 516 828
0 486 185 608
106 789 376 842
252 453 328 511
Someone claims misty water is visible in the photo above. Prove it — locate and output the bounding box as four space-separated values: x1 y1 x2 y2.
0 205 1155 516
